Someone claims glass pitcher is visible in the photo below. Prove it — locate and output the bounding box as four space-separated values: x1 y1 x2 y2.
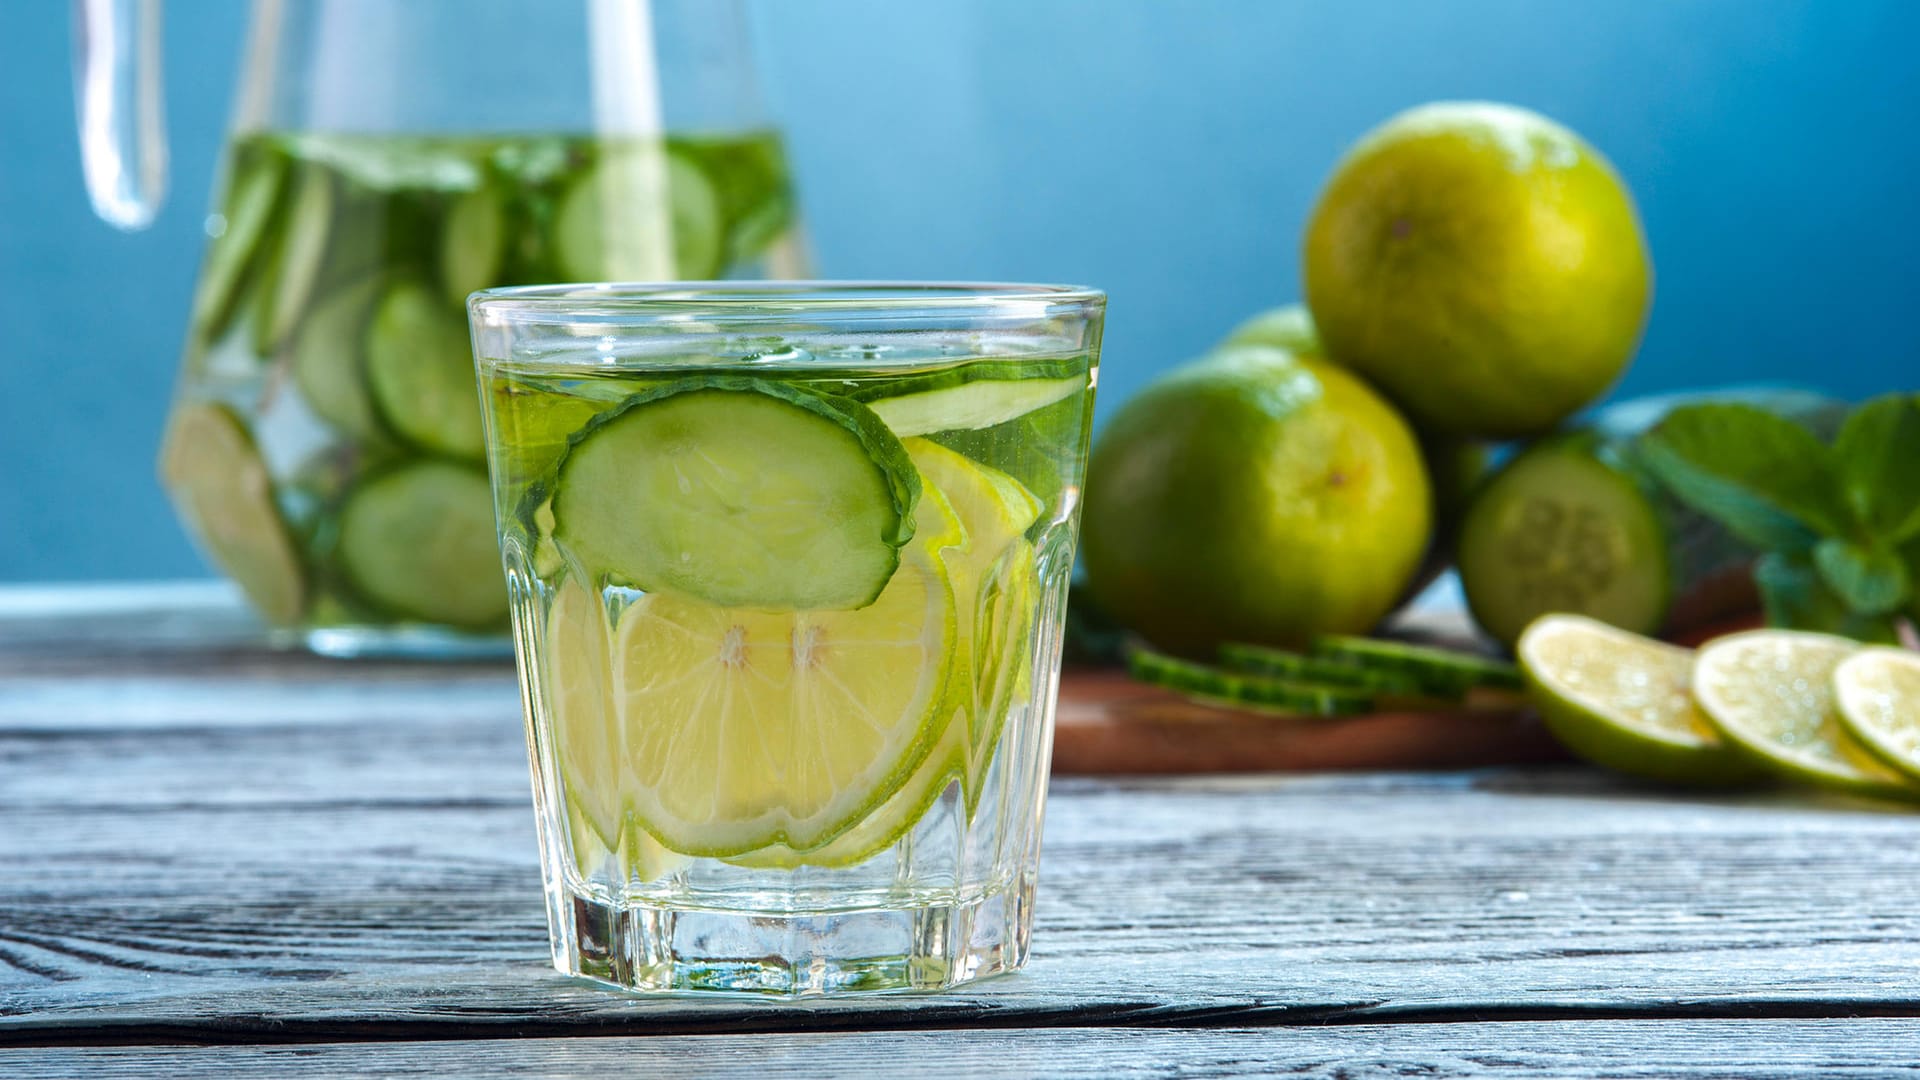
74 0 808 656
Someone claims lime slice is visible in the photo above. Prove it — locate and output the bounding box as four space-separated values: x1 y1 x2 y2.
726 442 1039 868
1834 648 1920 784
553 379 919 611
161 403 307 626
1129 648 1376 716
610 491 961 857
1694 630 1919 801
1517 614 1765 786
1309 634 1524 694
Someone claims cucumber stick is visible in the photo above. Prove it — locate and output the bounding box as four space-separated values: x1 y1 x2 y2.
366 280 486 460
1128 648 1375 716
337 460 508 629
553 379 919 611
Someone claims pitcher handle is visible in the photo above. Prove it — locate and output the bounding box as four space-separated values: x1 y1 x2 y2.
72 0 169 230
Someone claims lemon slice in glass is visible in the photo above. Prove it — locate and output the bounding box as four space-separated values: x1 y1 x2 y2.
611 488 961 857
1694 630 1918 801
1834 647 1920 785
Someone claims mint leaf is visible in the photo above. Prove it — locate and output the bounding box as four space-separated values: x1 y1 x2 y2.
1754 552 1902 644
1833 393 1920 542
1636 404 1850 551
1812 538 1911 616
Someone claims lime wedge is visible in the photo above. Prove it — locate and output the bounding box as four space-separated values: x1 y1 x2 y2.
161 403 307 626
1834 648 1920 784
1694 630 1919 801
611 488 961 857
1517 614 1765 786
729 441 1040 868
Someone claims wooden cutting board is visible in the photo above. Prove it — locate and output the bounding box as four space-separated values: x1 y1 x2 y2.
1049 604 1569 775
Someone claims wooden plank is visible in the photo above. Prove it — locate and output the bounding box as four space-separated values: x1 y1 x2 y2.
4 1020 1920 1077
4 676 1920 1042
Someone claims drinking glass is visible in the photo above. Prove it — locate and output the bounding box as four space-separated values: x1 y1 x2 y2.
470 282 1104 995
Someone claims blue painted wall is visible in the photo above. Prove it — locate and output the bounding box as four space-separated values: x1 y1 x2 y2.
2 1 1916 581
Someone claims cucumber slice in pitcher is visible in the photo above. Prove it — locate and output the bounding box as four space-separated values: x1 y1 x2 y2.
850 361 1090 437
552 378 919 611
440 185 509 307
554 149 722 280
365 280 487 460
160 403 307 626
192 152 288 342
336 460 509 629
292 278 387 441
250 166 337 356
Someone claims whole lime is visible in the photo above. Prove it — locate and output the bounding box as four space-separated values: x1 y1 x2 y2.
1303 102 1653 439
1219 303 1487 525
1081 345 1432 657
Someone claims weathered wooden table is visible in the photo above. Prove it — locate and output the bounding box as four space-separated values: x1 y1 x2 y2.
3 585 1918 1077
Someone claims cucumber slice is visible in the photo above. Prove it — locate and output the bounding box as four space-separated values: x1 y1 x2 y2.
1458 434 1673 648
1308 635 1524 694
1128 648 1375 716
554 149 723 281
160 403 307 626
440 185 508 307
1219 642 1441 696
851 363 1090 438
552 379 919 611
336 460 508 629
365 280 487 461
292 278 387 441
250 166 337 356
192 152 288 342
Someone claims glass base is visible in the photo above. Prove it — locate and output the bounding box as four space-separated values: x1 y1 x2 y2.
549 873 1037 997
290 624 515 660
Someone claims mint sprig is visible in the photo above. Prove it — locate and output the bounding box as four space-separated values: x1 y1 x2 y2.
1637 393 1920 641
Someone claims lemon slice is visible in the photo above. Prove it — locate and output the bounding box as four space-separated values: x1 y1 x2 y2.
545 579 625 850
1694 630 1918 801
611 489 961 857
1834 648 1920 784
730 441 1042 868
1517 614 1764 786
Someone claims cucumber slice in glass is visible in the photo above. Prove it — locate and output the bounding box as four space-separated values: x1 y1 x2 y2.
850 362 1090 437
440 185 509 307
554 148 722 281
365 280 487 460
192 152 287 342
250 166 337 356
161 403 307 626
336 460 508 629
553 379 919 611
292 278 387 441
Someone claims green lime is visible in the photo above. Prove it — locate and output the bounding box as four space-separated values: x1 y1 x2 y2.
1694 630 1919 802
1222 303 1320 354
1517 614 1765 786
610 487 962 857
1304 101 1652 438
1082 346 1431 656
1834 648 1920 784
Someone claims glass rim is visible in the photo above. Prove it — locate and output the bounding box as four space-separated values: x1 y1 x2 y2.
467 280 1106 326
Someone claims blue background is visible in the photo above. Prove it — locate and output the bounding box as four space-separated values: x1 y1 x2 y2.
2 0 1916 582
